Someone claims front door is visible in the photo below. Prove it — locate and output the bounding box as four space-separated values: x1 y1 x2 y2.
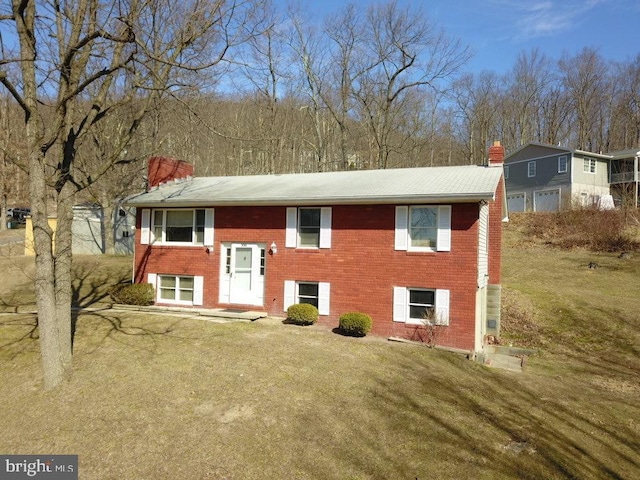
220 243 265 306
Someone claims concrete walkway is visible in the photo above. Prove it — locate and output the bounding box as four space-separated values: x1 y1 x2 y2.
109 304 268 322
0 303 269 324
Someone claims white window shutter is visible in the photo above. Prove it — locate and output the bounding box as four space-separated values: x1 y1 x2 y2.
141 209 151 245
437 205 452 252
395 206 408 250
147 273 157 302
435 289 450 325
319 207 332 248
204 209 215 247
285 208 297 248
318 282 330 315
193 276 204 306
284 280 295 311
393 287 407 322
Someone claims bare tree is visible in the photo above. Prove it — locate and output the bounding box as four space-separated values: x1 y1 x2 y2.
504 49 552 146
0 0 264 389
323 4 364 170
453 71 502 165
288 6 333 171
0 94 9 231
559 48 610 151
606 57 640 150
350 1 470 169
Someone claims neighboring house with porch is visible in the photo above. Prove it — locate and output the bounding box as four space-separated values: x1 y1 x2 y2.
503 143 613 212
125 148 507 356
608 148 640 208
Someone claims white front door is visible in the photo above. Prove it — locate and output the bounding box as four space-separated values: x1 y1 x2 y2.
219 243 265 306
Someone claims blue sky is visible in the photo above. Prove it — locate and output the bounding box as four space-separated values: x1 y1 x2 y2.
300 0 640 74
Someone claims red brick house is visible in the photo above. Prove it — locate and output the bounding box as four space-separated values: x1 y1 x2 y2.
125 145 507 354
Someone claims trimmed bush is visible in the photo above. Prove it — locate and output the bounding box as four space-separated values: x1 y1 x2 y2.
339 312 373 337
286 303 318 326
109 283 155 306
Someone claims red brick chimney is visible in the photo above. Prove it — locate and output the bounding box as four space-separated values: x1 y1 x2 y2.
148 157 194 187
488 140 504 166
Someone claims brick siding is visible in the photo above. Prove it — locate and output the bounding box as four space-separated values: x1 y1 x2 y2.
134 200 500 351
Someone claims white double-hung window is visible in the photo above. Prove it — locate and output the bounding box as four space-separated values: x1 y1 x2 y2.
558 156 568 173
395 205 451 252
583 157 596 174
283 280 330 315
393 287 450 325
140 208 214 246
285 207 332 249
147 273 204 306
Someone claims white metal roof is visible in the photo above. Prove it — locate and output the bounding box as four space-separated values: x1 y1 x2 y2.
124 165 503 207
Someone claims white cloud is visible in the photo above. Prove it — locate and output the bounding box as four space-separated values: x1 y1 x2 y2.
487 0 608 41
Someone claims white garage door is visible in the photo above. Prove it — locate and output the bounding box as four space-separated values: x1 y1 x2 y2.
507 193 525 212
534 189 560 212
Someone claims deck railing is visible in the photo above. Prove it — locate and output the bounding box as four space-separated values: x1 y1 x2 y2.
610 172 637 183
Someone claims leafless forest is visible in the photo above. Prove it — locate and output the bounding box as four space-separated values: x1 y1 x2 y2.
2 1 639 210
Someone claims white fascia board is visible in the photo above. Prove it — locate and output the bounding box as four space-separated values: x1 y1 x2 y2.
123 192 498 208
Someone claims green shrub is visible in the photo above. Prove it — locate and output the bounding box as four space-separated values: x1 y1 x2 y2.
339 312 373 337
286 303 318 325
109 283 155 306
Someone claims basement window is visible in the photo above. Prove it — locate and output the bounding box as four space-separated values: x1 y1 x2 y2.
159 275 194 303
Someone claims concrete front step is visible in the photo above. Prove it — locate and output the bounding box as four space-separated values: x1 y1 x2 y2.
483 352 525 372
482 344 539 372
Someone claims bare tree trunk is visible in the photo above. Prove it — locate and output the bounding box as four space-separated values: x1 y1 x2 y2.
0 97 8 232
30 153 70 389
102 202 116 255
54 182 74 359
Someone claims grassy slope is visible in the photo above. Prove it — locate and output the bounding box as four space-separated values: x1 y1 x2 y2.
0 222 639 479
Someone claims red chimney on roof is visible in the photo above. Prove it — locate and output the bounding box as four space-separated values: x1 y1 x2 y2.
148 157 194 187
488 140 504 166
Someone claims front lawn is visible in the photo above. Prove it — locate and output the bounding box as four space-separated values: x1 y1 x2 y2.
0 228 639 478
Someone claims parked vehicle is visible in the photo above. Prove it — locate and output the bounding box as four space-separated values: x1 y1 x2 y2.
6 207 30 225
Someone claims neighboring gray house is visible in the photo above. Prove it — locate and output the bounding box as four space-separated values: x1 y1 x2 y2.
504 143 616 212
72 203 135 254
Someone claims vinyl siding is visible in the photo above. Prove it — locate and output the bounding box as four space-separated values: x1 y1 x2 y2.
505 153 571 191
571 154 610 188
506 145 570 163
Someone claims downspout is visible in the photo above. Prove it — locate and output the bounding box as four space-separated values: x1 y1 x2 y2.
633 155 638 208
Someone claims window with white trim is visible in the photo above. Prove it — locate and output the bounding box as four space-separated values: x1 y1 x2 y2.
285 207 332 249
148 273 204 306
160 275 194 302
297 282 319 308
528 161 536 177
299 208 321 247
283 280 330 315
558 156 568 173
409 289 435 322
583 157 596 174
141 208 214 246
393 287 450 326
395 205 451 252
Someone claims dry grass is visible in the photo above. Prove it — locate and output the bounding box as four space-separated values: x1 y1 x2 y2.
0 224 639 479
507 209 640 252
